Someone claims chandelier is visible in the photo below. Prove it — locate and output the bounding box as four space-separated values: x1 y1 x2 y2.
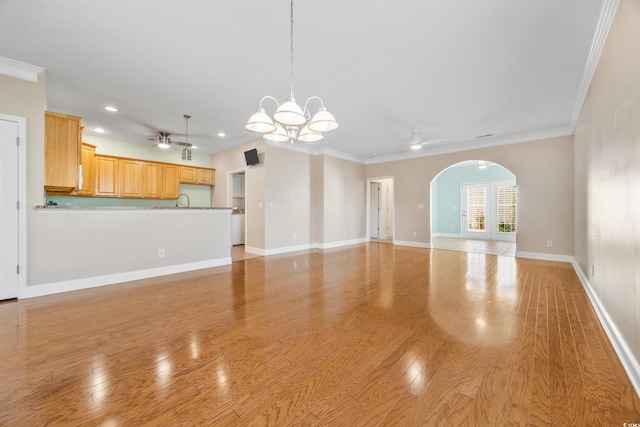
245 0 338 143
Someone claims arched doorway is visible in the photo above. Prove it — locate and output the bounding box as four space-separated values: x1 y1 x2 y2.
430 160 516 256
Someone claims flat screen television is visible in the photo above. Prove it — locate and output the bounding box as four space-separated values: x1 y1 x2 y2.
244 148 259 166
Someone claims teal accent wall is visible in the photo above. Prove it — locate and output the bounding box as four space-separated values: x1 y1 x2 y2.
432 164 515 235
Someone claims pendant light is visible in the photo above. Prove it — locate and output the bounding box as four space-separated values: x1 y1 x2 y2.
245 0 338 142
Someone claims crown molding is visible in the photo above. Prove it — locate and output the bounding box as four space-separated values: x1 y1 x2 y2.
570 0 620 128
364 126 574 165
0 56 44 83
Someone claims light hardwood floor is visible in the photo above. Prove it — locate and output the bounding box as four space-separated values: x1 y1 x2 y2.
1 243 639 425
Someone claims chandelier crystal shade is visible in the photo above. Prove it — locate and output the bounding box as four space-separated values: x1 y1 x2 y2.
245 0 338 143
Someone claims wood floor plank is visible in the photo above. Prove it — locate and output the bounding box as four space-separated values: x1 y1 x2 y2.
1 244 639 425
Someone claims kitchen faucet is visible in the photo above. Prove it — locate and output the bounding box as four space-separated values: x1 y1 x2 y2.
176 193 190 208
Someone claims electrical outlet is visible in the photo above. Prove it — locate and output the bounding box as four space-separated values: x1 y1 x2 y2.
158 249 165 258
413 231 417 237
293 233 297 240
546 240 553 247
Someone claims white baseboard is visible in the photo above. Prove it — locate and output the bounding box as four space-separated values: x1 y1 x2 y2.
514 251 573 262
21 258 232 299
315 238 367 250
394 240 431 249
431 233 461 238
264 243 314 256
571 258 640 397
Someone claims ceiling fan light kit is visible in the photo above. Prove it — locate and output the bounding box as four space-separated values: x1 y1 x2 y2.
245 0 338 143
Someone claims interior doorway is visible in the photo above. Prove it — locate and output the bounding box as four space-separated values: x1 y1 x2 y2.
0 115 25 300
228 170 246 249
430 160 516 256
367 177 394 244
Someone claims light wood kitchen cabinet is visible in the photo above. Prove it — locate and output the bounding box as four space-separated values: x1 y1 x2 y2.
180 166 197 184
44 111 82 193
94 155 119 197
119 159 144 198
162 164 180 199
74 143 96 196
196 168 215 185
143 162 163 199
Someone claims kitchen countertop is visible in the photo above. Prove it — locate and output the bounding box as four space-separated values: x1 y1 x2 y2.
36 205 233 211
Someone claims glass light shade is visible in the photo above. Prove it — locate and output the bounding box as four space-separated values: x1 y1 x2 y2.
262 123 289 142
297 125 324 142
410 143 422 150
308 108 338 132
158 142 170 149
245 109 277 133
273 99 306 126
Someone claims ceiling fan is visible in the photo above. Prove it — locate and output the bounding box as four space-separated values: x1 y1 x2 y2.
149 115 195 150
399 128 449 151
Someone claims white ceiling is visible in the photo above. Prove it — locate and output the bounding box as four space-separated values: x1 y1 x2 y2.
0 0 610 162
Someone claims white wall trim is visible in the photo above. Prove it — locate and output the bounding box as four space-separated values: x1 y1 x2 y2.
0 56 44 83
366 126 573 165
431 233 462 238
245 246 266 256
263 243 314 256
570 258 640 397
314 238 367 250
514 251 573 262
569 0 621 128
394 240 431 249
1 114 28 300
21 257 232 299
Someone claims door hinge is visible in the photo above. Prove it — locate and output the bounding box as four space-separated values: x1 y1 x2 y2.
16 136 20 147
16 201 20 210
17 265 20 274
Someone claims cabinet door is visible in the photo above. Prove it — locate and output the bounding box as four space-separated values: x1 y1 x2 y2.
162 164 180 199
144 162 163 199
119 159 144 198
180 166 196 184
75 143 95 196
94 156 119 197
44 111 81 192
196 168 214 185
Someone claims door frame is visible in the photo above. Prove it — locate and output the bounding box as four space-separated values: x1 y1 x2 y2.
0 113 27 299
460 180 517 242
461 183 491 239
227 168 247 245
369 181 380 238
366 176 395 242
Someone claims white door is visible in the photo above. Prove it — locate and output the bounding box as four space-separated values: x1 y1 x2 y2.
370 182 380 238
461 183 490 239
0 118 19 300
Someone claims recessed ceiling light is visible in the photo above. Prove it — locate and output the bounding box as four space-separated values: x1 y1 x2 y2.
104 106 118 112
94 127 106 133
217 132 226 137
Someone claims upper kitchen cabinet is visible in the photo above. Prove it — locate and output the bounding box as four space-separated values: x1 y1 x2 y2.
44 111 82 193
94 155 119 197
73 143 96 196
180 166 197 184
196 168 215 185
119 159 145 198
180 166 214 185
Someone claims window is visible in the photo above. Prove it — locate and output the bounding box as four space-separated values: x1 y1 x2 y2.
497 185 517 233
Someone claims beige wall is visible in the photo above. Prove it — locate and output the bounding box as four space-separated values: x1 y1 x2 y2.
573 0 640 369
264 145 311 249
321 155 367 244
366 136 574 255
